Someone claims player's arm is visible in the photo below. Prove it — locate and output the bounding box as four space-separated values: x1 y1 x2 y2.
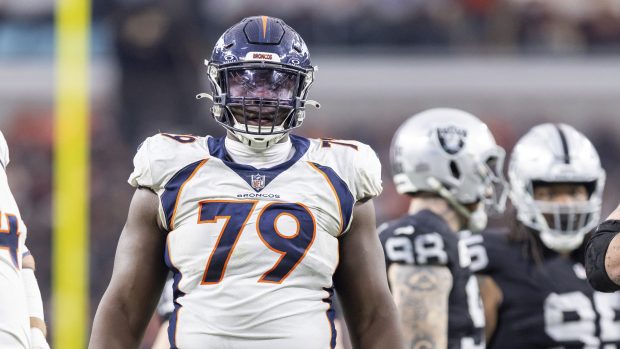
477 275 502 342
89 188 168 349
333 200 405 349
21 253 50 349
586 204 620 292
388 263 452 348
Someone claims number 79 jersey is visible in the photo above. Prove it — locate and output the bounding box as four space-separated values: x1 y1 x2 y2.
129 133 382 349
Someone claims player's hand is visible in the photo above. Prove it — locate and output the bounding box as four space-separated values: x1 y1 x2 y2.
30 328 50 349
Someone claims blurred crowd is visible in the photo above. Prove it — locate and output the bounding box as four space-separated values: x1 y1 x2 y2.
2 0 620 55
1 0 620 346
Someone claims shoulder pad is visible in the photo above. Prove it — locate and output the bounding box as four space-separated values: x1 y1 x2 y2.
128 133 210 192
304 138 382 203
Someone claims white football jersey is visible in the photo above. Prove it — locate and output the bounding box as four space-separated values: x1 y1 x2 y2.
129 133 382 349
0 131 31 349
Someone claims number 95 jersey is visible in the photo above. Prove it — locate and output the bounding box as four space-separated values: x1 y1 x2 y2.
129 133 382 349
468 230 620 349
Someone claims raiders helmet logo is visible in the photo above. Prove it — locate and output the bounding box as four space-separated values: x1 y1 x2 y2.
437 126 467 154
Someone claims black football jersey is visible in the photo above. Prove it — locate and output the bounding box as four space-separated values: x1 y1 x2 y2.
379 209 485 349
467 229 620 349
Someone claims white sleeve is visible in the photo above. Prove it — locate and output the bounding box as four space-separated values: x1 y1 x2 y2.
0 130 9 169
128 138 154 189
353 144 383 202
127 134 206 192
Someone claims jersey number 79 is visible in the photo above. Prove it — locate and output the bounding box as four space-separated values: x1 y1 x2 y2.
198 200 316 285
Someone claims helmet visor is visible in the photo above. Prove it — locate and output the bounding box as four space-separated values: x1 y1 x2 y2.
224 68 299 133
227 68 298 102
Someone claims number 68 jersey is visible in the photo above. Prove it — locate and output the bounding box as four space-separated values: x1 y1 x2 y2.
129 133 382 349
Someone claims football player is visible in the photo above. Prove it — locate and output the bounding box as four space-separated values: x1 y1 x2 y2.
89 16 404 349
0 130 50 349
469 123 620 348
586 204 620 292
380 108 508 348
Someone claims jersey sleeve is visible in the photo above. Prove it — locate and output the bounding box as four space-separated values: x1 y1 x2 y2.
128 138 154 189
0 130 9 169
128 134 206 192
306 138 383 203
352 143 382 202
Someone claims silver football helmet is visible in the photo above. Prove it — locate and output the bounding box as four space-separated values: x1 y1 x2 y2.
509 123 605 252
391 108 508 232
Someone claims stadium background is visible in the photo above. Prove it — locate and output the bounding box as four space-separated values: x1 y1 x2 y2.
1 0 620 347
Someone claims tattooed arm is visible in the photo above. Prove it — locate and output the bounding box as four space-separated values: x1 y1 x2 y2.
388 264 453 348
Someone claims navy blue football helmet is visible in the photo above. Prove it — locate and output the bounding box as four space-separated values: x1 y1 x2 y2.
197 16 320 148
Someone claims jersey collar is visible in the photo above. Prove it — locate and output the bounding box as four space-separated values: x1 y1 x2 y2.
207 134 310 192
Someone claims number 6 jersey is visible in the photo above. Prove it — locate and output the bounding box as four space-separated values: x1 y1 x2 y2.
129 133 382 349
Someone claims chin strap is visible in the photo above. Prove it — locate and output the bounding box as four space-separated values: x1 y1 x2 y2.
426 177 488 232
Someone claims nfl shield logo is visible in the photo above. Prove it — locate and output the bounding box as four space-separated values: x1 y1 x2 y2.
251 173 266 190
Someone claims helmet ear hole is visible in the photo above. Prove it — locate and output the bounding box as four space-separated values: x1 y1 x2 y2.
450 160 461 180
